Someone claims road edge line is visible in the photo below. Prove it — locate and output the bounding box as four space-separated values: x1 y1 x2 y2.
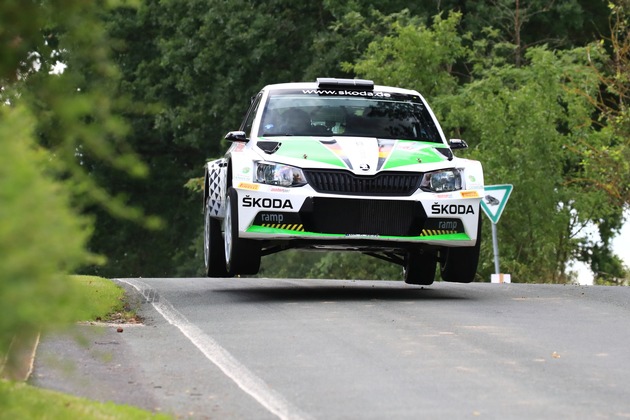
115 278 312 420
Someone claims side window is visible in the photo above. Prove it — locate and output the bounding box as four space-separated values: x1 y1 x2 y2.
240 93 263 136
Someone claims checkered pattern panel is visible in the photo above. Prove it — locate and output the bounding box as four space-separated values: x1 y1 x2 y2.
206 160 226 217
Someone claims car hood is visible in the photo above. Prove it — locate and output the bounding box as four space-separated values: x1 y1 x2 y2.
255 137 454 175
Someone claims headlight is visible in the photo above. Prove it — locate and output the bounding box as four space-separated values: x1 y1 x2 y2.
420 169 462 192
255 162 307 187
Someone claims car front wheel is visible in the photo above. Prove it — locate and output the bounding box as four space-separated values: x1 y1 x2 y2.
224 187 261 276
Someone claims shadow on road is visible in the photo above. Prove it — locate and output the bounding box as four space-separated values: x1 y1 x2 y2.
211 282 474 304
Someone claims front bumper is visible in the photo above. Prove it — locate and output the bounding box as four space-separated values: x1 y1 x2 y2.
234 182 482 247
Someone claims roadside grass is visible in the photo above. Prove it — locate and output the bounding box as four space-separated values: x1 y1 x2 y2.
0 380 171 420
0 276 167 419
70 275 142 323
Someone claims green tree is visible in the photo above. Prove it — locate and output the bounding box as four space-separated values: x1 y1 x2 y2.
346 11 466 97
578 1 630 208
92 0 340 276
0 106 92 357
350 11 623 282
447 46 617 283
0 0 146 364
90 0 621 280
574 1 630 283
11 1 149 220
461 0 610 65
99 1 468 277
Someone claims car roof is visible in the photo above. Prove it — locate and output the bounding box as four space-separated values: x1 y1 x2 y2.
262 81 421 97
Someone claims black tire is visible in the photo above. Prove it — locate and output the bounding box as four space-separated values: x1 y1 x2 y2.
204 198 229 277
439 214 482 283
224 187 261 276
403 250 437 285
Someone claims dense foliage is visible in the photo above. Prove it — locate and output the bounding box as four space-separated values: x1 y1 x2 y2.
92 0 627 283
0 106 90 357
1 2 628 344
0 0 146 364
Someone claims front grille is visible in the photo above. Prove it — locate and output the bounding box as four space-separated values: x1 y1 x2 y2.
303 170 422 196
299 198 425 236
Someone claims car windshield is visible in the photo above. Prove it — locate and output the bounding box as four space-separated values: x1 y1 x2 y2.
257 89 442 143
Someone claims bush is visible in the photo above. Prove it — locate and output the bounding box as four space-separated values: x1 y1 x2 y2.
0 105 93 356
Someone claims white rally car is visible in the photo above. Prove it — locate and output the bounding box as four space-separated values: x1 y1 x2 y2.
203 78 484 285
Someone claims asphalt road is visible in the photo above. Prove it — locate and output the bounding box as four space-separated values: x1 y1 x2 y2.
33 278 630 419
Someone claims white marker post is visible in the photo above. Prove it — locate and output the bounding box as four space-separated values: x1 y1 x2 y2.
480 184 513 283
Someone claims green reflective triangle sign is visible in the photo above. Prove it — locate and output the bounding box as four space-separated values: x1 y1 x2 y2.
480 184 513 224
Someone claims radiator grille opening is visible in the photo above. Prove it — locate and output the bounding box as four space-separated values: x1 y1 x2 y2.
300 198 425 236
303 170 421 196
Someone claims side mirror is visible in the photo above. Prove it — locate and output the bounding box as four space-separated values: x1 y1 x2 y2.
449 138 468 150
225 131 248 142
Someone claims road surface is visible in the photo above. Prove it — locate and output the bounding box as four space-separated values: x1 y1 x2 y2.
33 278 630 419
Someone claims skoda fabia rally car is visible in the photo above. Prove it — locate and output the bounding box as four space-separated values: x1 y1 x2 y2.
203 78 484 285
